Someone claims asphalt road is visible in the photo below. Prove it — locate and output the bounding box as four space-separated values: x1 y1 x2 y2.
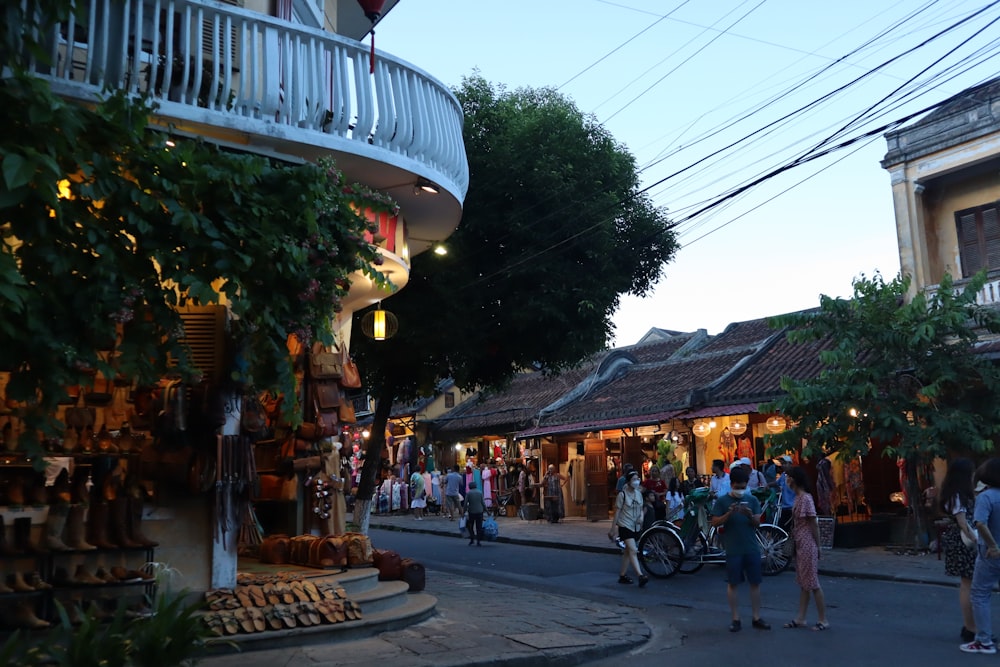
370 527 987 667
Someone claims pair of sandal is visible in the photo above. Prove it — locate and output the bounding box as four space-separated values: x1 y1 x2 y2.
783 620 830 631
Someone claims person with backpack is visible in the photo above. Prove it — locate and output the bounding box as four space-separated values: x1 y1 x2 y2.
742 458 767 490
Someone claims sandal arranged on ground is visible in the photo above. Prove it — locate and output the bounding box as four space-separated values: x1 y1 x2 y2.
233 608 255 633
202 612 226 637
219 610 240 635
262 605 284 631
302 580 321 602
247 585 266 607
247 607 267 632
263 583 280 606
273 604 297 629
235 589 253 609
813 622 829 631
276 583 295 604
783 620 806 628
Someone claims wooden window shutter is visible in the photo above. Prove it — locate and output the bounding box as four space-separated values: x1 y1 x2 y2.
958 210 984 277
984 206 1000 271
174 304 227 385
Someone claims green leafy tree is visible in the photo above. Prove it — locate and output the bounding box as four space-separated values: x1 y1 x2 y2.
349 75 678 530
764 271 1000 545
0 1 390 454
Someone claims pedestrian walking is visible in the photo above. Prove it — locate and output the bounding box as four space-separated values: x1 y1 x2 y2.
940 457 978 643
608 470 648 587
409 468 426 521
711 465 770 632
782 466 829 631
444 465 463 520
464 482 485 546
960 458 1000 654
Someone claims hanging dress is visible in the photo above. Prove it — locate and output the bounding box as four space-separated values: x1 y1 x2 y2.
482 467 493 507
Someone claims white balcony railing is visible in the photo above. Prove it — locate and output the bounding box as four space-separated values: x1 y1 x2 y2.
31 0 468 196
923 273 1000 307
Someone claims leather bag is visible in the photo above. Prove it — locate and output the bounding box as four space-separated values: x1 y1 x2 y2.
338 399 356 424
399 558 426 591
373 548 403 581
310 535 349 569
309 343 342 380
313 383 341 410
343 531 373 567
259 534 291 564
340 348 362 389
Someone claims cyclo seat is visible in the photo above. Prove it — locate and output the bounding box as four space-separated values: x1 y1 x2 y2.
751 488 772 503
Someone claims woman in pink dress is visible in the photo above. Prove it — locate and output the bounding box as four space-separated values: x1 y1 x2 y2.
783 466 829 631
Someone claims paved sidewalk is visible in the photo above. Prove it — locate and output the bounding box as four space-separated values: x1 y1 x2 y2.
197 511 955 667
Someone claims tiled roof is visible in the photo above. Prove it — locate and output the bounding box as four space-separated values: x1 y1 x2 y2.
434 353 610 436
710 332 833 404
390 379 455 417
536 350 751 427
698 317 777 353
623 332 698 363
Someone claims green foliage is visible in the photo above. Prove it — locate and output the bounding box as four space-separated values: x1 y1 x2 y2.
764 271 1000 463
0 70 389 441
350 75 678 501
128 591 213 667
9 593 212 667
46 600 131 667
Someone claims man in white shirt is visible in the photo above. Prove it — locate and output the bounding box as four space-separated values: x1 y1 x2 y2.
710 459 730 498
741 457 767 490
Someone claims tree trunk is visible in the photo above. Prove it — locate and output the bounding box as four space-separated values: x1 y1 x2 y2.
904 457 929 549
350 380 396 535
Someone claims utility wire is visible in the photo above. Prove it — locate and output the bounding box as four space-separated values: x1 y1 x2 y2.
558 0 692 90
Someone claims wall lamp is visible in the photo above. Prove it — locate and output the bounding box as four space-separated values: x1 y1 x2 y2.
415 177 440 195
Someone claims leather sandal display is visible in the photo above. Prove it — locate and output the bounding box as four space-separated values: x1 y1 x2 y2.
263 583 280 606
273 604 296 629
202 612 226 637
233 608 255 633
302 580 320 602
246 607 266 632
262 605 284 631
247 584 266 607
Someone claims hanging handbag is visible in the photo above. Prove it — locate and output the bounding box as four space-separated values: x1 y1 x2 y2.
338 397 356 424
309 342 342 380
312 383 341 411
340 347 362 389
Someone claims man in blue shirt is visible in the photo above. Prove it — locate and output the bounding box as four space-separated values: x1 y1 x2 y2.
711 466 770 633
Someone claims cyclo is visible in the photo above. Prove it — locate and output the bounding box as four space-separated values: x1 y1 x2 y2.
635 486 791 579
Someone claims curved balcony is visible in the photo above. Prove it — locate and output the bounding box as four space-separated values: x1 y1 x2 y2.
32 0 467 250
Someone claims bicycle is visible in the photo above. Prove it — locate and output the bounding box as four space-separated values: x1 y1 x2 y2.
613 519 685 580
636 487 791 577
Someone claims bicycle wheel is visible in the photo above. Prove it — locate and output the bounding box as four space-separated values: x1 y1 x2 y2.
678 532 707 574
637 527 683 579
757 524 791 575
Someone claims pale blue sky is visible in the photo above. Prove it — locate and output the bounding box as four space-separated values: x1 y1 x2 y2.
377 0 1000 346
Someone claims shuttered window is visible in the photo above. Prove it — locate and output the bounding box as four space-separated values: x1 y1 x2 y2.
956 202 1000 277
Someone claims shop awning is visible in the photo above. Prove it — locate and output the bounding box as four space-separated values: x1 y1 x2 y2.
516 410 685 439
675 402 761 419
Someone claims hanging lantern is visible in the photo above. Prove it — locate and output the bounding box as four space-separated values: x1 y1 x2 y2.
729 420 747 436
765 415 786 434
691 420 712 438
356 0 387 74
361 303 398 341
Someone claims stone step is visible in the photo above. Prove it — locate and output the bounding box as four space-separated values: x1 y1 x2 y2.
204 590 437 654
351 578 410 614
